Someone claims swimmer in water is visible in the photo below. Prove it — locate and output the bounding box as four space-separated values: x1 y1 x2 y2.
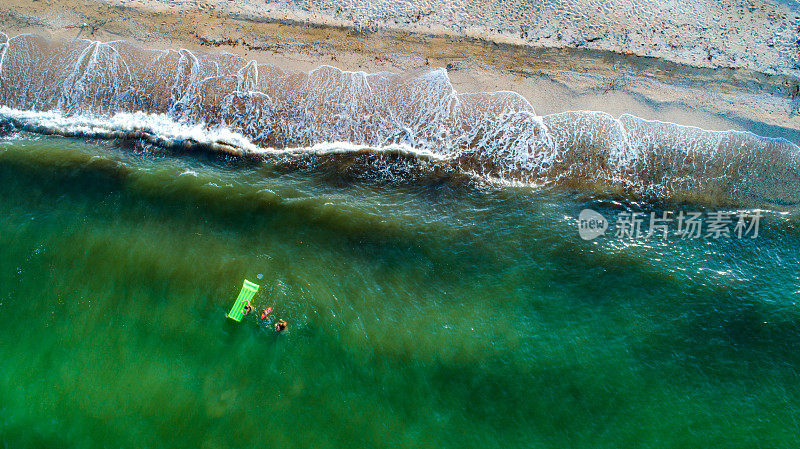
260 307 273 320
242 301 253 316
274 319 287 333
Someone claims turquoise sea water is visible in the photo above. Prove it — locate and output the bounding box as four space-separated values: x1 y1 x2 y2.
1 133 799 448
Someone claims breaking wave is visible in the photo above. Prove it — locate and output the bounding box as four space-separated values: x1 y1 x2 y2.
0 33 798 206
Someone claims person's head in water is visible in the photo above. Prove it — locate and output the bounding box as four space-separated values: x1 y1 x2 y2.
243 301 253 316
274 319 287 333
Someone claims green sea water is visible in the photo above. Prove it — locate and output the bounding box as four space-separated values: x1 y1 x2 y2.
1 133 799 448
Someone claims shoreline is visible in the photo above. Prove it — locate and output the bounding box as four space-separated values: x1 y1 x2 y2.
0 0 798 144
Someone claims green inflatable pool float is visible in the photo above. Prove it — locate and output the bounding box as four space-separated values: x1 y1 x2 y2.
227 279 260 322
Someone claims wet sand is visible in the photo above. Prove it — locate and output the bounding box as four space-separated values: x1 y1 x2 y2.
1 0 798 143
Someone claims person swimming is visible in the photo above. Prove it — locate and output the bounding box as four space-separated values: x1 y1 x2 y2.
242 301 253 316
260 307 273 320
274 319 287 333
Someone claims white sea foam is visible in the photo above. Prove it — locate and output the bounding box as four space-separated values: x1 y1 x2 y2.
0 106 447 160
0 107 260 152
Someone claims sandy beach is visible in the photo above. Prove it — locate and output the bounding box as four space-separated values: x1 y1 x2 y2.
1 0 798 143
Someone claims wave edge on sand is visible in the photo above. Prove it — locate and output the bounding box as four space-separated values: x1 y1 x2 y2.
0 33 799 206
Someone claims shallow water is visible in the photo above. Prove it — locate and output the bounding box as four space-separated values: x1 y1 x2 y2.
1 133 799 448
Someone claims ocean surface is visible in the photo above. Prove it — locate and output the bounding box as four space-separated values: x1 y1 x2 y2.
1 32 800 448
1 131 800 448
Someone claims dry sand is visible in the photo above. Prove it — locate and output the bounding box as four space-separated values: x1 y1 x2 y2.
1 0 798 143
173 0 800 77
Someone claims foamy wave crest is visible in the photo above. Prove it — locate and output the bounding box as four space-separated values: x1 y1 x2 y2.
0 107 445 160
0 33 798 205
